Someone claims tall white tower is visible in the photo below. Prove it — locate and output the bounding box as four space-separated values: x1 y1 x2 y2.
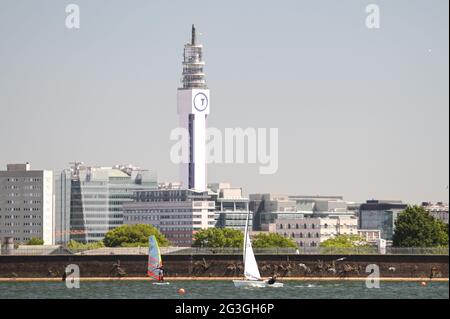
177 25 210 191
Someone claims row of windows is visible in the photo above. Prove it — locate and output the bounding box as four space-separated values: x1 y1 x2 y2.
165 233 193 238
282 232 320 238
4 185 41 190
4 201 42 206
2 222 21 226
161 221 195 226
3 194 43 200
24 215 42 219
82 221 123 225
2 215 21 219
124 216 158 221
160 227 193 231
125 209 213 214
160 215 193 219
278 223 319 230
2 208 41 214
299 242 318 247
172 240 192 245
4 178 41 182
278 223 356 230
1 200 42 205
1 222 41 226
0 229 41 234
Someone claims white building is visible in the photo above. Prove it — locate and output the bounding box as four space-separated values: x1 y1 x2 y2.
358 229 381 244
250 193 357 231
178 25 210 192
0 163 54 245
275 216 358 247
208 183 251 230
422 202 449 224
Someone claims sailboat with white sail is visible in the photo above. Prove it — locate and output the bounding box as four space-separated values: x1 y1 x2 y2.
233 211 284 288
148 235 170 285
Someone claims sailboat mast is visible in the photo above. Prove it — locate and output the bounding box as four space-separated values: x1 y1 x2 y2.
243 209 250 267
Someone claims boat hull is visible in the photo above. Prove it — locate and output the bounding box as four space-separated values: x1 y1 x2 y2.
233 280 284 288
152 282 170 285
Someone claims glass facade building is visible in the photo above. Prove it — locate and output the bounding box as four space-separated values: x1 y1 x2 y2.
55 164 157 244
208 183 251 231
359 200 407 241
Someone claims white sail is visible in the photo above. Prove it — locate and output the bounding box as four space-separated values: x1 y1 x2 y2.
243 210 261 281
244 230 261 281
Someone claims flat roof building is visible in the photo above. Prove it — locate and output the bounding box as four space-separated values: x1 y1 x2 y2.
55 163 157 244
123 188 215 246
209 183 251 230
250 193 356 231
275 215 358 247
359 200 407 241
0 163 54 245
422 202 449 224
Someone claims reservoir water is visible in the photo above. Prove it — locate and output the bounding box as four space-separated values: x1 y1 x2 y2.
0 280 448 299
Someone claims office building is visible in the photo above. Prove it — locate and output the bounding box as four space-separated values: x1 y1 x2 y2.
249 194 301 231
422 202 449 224
55 163 157 244
275 215 358 247
123 188 216 246
359 200 407 241
0 163 54 245
209 183 251 230
250 193 356 231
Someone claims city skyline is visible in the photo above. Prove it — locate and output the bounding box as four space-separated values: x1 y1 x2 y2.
0 0 448 204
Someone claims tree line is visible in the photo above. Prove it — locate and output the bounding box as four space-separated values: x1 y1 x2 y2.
24 206 448 248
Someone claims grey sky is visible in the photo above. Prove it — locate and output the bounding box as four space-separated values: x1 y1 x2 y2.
0 0 448 204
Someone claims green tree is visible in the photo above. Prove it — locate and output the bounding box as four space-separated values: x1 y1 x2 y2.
103 224 170 247
67 240 105 250
193 228 244 247
393 205 449 247
252 233 297 248
25 238 44 245
320 235 369 248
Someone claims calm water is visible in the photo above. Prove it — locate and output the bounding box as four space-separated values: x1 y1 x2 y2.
0 281 448 299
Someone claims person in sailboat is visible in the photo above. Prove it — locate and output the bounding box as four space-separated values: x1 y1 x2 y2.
267 275 277 285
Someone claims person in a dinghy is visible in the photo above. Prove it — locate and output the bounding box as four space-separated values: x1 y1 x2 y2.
266 275 277 285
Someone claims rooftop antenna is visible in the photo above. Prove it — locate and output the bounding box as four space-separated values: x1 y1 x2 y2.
191 24 196 45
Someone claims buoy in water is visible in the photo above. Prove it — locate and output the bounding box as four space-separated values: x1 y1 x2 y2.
178 288 186 295
420 281 427 286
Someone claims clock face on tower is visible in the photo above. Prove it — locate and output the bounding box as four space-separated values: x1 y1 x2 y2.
193 92 209 112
